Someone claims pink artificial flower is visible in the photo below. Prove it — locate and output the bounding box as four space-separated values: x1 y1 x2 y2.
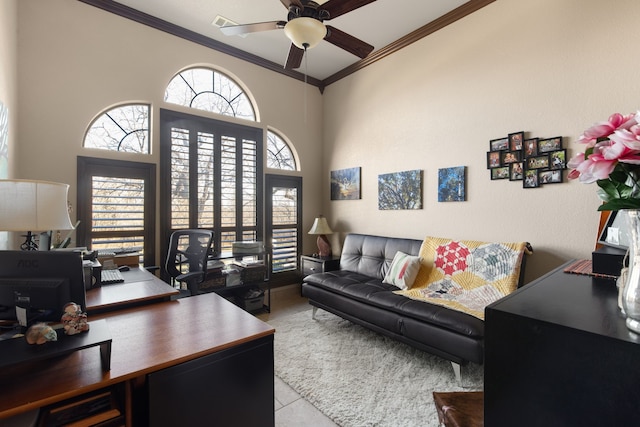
577 112 637 145
567 151 616 184
610 123 640 151
566 140 638 183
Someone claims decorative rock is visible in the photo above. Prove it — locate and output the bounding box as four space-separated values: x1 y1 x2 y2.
25 322 58 345
60 302 90 335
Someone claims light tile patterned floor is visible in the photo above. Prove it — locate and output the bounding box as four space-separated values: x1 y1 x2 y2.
257 284 339 427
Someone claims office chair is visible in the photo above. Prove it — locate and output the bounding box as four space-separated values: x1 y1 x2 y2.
165 229 214 296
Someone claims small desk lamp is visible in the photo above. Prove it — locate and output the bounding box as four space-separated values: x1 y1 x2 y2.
308 215 333 257
0 179 74 250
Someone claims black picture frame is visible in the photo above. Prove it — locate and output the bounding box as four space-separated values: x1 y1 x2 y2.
526 155 550 170
501 150 521 164
490 137 509 151
509 162 524 181
508 131 524 151
523 138 539 157
548 149 567 170
523 169 539 188
538 136 563 153
491 166 510 180
487 151 502 169
538 169 563 184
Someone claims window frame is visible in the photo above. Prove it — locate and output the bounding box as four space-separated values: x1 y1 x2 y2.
76 156 157 266
159 109 264 271
83 103 151 153
265 174 302 286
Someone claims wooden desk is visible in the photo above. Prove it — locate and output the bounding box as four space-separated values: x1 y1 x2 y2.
86 267 179 313
0 292 275 426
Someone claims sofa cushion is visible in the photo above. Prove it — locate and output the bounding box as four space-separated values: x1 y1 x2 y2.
382 251 422 290
304 270 484 338
340 234 422 280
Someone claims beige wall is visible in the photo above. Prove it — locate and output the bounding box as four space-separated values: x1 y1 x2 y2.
16 0 323 255
14 0 640 282
0 0 18 249
322 0 640 282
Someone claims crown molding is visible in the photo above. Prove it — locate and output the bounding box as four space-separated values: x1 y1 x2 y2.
78 0 495 92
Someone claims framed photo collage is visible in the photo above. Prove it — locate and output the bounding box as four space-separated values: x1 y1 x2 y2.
486 131 567 188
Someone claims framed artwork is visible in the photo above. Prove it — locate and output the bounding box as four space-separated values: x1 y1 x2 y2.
527 155 549 170
509 131 524 151
438 166 466 202
539 169 563 184
331 167 361 200
509 162 524 181
378 169 422 210
501 150 521 164
523 170 539 188
491 166 510 180
523 138 538 157
487 151 501 169
549 149 567 170
489 131 567 188
490 137 509 151
538 137 563 153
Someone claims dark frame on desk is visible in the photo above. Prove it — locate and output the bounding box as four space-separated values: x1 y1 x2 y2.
598 210 630 250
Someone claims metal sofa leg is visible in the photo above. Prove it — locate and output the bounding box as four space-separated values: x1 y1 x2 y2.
451 361 462 386
312 306 318 320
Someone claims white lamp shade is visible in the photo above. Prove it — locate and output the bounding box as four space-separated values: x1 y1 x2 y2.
0 179 74 232
284 17 327 50
308 216 333 235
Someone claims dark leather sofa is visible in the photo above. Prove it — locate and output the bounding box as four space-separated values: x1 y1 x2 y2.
301 233 529 382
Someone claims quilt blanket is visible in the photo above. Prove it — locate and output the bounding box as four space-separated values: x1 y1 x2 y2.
395 237 528 320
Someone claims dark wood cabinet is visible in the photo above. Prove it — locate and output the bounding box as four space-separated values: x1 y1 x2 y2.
300 255 340 277
485 261 640 427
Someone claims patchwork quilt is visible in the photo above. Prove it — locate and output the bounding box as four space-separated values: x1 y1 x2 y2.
395 236 529 320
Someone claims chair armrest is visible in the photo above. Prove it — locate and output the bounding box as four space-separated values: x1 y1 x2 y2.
176 271 205 283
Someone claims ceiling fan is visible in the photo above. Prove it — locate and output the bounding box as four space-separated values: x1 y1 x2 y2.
220 0 376 70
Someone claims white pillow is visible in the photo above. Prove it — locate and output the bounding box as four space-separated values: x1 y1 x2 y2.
383 251 422 290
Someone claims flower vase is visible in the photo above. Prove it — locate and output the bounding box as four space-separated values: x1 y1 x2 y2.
621 210 640 333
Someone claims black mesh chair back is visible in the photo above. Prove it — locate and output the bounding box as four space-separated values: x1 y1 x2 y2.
165 229 214 296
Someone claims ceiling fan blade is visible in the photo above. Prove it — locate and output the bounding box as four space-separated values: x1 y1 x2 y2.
325 25 374 59
280 0 303 10
220 20 285 36
320 0 377 20
284 44 304 69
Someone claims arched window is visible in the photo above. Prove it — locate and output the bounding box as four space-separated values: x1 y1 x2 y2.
84 104 150 153
267 130 297 171
164 67 256 121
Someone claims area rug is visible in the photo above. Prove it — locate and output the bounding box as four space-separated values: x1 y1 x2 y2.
268 309 483 427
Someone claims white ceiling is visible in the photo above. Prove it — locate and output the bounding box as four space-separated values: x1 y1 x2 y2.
112 0 469 81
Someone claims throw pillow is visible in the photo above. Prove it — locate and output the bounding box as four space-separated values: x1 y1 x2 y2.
383 251 422 290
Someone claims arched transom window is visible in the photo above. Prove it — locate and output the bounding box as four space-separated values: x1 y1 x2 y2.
84 103 150 153
164 67 256 121
267 130 297 171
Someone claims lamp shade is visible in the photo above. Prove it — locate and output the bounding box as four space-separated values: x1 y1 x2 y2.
308 215 333 235
0 179 74 232
284 17 327 50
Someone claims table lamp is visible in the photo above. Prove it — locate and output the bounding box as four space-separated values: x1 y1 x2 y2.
0 179 75 250
308 215 333 257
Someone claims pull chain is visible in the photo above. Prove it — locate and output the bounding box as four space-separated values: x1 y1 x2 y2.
303 43 309 124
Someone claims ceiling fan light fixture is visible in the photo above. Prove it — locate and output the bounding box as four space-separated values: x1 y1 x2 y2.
284 17 327 50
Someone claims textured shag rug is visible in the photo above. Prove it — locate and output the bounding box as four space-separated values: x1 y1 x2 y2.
269 309 483 427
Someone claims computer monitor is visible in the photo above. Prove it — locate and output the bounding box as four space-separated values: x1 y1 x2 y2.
0 250 86 323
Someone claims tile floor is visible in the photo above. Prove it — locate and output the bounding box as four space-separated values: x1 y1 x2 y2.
256 284 339 427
